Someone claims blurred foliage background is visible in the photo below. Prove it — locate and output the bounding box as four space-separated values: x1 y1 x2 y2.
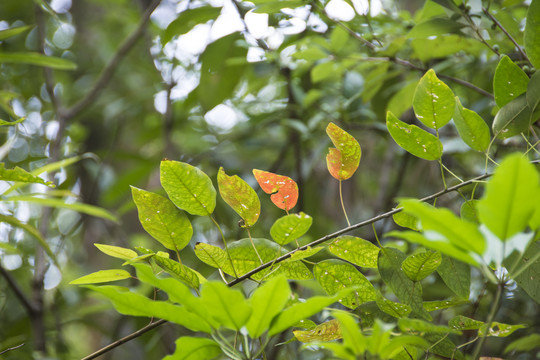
0 0 538 358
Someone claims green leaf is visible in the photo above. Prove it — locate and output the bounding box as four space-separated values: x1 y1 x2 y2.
153 256 200 289
194 242 234 274
527 71 540 114
479 322 527 337
378 247 431 320
163 337 221 360
197 34 247 111
423 298 469 312
492 94 532 139
425 333 464 360
0 52 77 70
314 259 376 309
375 292 412 318
504 333 540 353
525 0 540 68
493 55 530 108
436 254 471 299
70 270 131 284
477 153 539 241
270 212 312 245
160 160 216 216
453 97 491 152
285 246 323 262
201 281 252 330
407 18 465 38
388 80 416 118
448 315 483 330
162 6 221 44
411 35 482 62
268 289 353 336
312 61 337 83
393 202 420 231
413 69 455 129
387 230 478 266
0 214 58 266
94 243 137 260
460 199 480 223
87 285 211 333
246 275 291 338
0 25 33 40
0 117 25 126
217 167 260 227
0 163 53 186
505 242 540 304
294 319 342 342
386 111 443 161
326 122 361 180
327 236 380 268
131 187 193 251
399 318 461 335
401 200 486 254
6 195 118 222
402 250 442 281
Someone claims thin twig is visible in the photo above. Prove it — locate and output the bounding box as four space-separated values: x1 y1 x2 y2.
63 0 161 120
0 264 37 314
482 7 531 65
0 343 25 355
471 281 505 359
81 319 167 360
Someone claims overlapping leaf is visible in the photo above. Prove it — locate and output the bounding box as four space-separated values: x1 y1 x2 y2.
160 160 216 216
453 97 490 152
492 94 532 138
386 111 443 160
153 255 200 289
436 254 471 299
413 69 455 129
325 122 361 180
314 259 375 309
493 56 530 108
328 236 380 268
449 315 526 337
402 250 442 281
376 292 412 318
218 167 260 227
201 281 252 330
131 186 193 251
70 269 131 285
0 163 54 186
253 169 298 211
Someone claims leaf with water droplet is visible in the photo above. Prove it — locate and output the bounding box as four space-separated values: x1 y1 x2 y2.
131 186 193 252
253 169 298 211
376 291 412 318
423 298 469 312
160 160 216 216
453 97 491 152
270 212 312 245
218 167 260 227
402 250 442 281
314 259 375 309
294 319 342 342
413 69 455 129
386 111 443 160
493 55 529 108
325 122 361 180
328 235 380 268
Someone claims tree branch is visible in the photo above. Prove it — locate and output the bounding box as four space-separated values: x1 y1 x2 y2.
0 264 37 315
63 0 161 120
0 343 25 355
482 7 531 66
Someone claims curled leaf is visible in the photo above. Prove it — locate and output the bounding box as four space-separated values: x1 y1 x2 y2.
253 169 298 211
218 167 260 227
325 122 361 180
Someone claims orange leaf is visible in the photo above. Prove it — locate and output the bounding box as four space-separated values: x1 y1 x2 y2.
252 169 298 211
326 122 361 180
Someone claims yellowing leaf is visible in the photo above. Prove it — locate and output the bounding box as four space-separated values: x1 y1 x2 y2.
69 269 131 285
325 123 361 180
294 319 342 342
253 169 298 211
218 167 260 227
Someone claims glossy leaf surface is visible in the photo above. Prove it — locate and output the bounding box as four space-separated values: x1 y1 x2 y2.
70 270 131 284
253 169 298 211
493 56 529 108
94 243 137 260
453 97 490 152
217 167 260 227
386 111 443 160
314 259 375 309
131 186 193 251
270 212 312 245
413 69 455 129
328 235 380 268
160 160 216 216
325 122 361 180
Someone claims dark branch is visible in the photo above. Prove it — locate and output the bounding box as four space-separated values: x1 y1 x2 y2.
0 343 25 355
63 0 161 120
0 264 37 315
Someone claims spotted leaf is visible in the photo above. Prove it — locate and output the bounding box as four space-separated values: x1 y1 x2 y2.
218 167 260 227
253 169 298 211
325 122 361 180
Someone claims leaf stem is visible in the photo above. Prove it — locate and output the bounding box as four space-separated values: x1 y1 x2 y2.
210 216 238 278
471 280 505 359
438 159 448 190
247 227 264 264
339 179 351 226
440 162 464 183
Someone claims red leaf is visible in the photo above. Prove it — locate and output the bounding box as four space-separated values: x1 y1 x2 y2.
253 169 298 211
326 123 361 180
